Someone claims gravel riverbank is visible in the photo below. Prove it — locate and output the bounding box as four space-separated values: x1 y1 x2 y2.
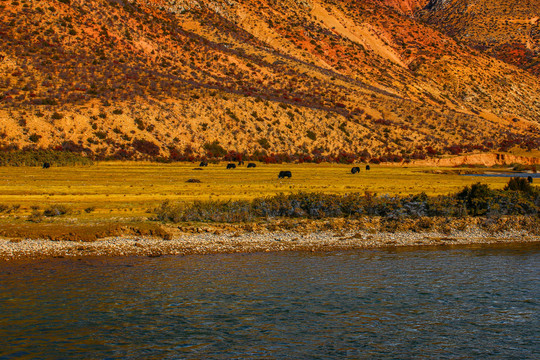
1 227 538 261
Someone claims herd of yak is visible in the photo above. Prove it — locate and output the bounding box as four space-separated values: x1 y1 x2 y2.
40 161 535 183
197 161 371 178
41 160 370 179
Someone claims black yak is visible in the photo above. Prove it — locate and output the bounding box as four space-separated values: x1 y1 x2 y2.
278 170 292 178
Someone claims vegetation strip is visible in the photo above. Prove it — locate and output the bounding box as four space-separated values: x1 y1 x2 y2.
0 178 538 261
155 178 540 223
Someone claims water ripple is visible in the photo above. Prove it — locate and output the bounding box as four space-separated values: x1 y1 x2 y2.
0 244 539 359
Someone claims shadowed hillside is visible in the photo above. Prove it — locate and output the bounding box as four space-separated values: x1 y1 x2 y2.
0 0 538 162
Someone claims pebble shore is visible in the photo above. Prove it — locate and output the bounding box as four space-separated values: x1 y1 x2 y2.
1 227 538 261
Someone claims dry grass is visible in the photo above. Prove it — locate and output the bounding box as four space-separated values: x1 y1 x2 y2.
0 162 518 221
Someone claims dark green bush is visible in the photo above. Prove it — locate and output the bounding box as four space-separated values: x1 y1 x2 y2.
456 183 493 216
43 205 71 217
306 130 317 141
51 112 63 120
203 141 227 157
257 138 270 150
504 177 534 194
28 134 42 143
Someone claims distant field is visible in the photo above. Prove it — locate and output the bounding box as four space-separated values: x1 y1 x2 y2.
0 162 522 221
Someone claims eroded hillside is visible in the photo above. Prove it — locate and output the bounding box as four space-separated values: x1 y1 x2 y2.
0 0 538 162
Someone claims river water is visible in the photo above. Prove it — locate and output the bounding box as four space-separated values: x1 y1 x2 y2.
1 244 539 359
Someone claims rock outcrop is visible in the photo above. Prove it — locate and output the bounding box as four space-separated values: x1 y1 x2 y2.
414 153 540 167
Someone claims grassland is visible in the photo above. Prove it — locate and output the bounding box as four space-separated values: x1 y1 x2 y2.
0 162 525 221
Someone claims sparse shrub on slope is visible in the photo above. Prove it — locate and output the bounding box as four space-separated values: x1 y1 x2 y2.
203 141 227 158
1 0 539 159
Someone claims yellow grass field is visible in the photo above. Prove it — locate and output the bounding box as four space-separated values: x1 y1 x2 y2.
0 162 521 221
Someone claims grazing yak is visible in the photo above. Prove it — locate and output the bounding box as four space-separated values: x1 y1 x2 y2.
42 162 51 169
528 176 533 184
199 161 208 167
365 165 371 171
278 170 292 179
247 163 256 168
226 163 236 169
351 167 360 174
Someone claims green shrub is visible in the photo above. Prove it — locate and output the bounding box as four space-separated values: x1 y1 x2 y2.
94 131 107 140
203 141 227 157
258 138 271 150
43 205 71 217
132 139 160 156
504 177 534 194
456 183 493 216
51 112 63 120
28 134 42 143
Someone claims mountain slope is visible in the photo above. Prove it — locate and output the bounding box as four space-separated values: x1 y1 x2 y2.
419 0 540 77
0 0 538 161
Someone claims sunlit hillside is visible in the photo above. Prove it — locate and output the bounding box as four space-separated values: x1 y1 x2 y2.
419 0 540 77
0 0 538 162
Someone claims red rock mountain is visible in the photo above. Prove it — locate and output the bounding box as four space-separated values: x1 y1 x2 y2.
0 0 538 161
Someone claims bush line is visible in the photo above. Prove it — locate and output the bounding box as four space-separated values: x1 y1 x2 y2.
155 179 539 223
0 150 93 167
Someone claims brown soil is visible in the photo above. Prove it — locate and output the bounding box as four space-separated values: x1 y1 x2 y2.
1 216 538 243
0 222 172 242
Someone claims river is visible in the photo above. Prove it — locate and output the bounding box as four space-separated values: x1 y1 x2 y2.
1 244 538 359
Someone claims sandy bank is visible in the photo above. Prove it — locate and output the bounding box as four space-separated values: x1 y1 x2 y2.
1 227 538 261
